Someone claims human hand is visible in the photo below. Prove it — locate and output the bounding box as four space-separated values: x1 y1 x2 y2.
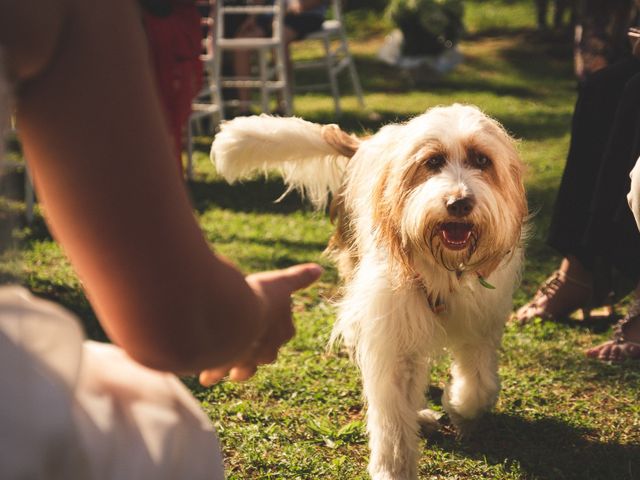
628 156 640 231
199 263 323 386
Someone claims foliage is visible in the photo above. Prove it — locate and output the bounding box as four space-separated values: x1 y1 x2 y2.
386 0 465 55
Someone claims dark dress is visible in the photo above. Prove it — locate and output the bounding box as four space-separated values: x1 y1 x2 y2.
547 56 640 280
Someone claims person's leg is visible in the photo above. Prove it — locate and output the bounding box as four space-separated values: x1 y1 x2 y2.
584 71 640 280
275 14 325 114
513 256 594 323
574 0 634 79
232 49 252 111
583 71 640 360
515 58 640 323
548 58 640 260
233 18 266 113
284 13 325 41
536 0 549 29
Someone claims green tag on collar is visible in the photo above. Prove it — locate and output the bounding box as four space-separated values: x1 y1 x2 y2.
478 275 496 289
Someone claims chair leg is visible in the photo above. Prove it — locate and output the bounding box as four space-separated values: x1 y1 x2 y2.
283 75 293 115
259 49 270 113
275 42 292 115
192 117 203 136
340 34 365 109
213 50 226 120
323 36 341 116
349 60 366 109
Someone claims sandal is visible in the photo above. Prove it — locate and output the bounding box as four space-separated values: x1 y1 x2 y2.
513 270 596 324
586 303 640 362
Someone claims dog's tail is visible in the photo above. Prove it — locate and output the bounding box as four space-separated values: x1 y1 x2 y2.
211 115 360 209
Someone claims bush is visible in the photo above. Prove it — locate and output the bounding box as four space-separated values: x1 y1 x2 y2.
386 0 465 55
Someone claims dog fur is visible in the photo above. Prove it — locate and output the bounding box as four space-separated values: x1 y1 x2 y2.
211 104 527 480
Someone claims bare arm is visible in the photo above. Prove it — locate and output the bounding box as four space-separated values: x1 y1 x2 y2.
2 0 320 375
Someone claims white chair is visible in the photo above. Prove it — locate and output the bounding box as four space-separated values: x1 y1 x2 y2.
186 0 222 180
213 0 292 119
292 0 365 116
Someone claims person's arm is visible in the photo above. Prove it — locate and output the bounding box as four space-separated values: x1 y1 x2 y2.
0 0 69 83
1 0 320 376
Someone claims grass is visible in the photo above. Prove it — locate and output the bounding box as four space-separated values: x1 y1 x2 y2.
2 1 639 479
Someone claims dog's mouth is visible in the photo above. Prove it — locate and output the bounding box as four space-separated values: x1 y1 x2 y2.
438 222 474 250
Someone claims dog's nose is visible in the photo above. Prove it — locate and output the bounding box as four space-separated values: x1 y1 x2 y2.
446 196 475 217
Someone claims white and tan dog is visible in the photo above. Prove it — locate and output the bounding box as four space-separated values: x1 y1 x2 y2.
211 104 527 480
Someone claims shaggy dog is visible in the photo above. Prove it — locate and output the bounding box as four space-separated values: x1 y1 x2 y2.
211 104 527 480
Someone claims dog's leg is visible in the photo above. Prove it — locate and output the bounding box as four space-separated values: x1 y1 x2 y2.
442 341 500 437
362 354 430 480
335 258 437 479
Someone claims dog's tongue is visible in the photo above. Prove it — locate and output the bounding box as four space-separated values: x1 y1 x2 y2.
442 223 473 243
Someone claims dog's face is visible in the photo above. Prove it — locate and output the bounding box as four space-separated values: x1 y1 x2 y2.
354 104 526 277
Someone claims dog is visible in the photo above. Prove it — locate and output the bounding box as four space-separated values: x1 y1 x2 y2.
211 104 527 480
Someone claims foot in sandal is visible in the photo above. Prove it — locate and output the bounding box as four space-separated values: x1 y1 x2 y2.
513 261 594 324
586 301 640 362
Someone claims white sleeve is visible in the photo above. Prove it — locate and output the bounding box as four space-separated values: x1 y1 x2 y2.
0 286 224 480
628 155 640 232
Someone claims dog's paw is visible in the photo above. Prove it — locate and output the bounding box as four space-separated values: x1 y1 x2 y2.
447 411 482 441
417 408 444 437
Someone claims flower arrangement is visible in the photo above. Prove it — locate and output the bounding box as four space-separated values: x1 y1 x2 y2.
385 0 465 56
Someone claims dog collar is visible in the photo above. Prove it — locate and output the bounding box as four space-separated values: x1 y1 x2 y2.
427 294 446 314
415 271 495 314
414 276 446 314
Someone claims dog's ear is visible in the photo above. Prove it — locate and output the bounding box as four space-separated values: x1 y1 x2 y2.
321 124 361 158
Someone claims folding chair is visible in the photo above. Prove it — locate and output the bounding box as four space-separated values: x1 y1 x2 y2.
292 0 365 116
213 0 292 118
186 0 223 180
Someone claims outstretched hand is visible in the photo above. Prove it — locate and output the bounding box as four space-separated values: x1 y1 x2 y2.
199 263 323 386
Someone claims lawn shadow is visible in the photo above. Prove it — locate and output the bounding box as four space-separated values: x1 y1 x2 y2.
425 409 639 480
231 252 326 273
522 175 561 240
350 29 573 100
496 30 575 82
347 54 545 101
211 232 328 253
497 109 573 141
188 177 312 215
304 108 413 134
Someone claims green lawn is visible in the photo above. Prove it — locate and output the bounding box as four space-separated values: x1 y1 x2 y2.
2 1 639 479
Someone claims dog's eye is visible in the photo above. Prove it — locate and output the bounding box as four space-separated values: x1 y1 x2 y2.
425 155 446 170
473 154 491 169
